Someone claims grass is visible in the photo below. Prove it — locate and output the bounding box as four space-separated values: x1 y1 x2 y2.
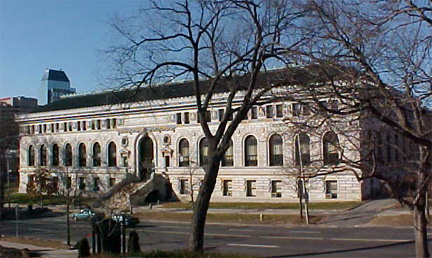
0 236 70 249
9 193 66 205
161 201 362 210
9 193 95 206
136 211 322 224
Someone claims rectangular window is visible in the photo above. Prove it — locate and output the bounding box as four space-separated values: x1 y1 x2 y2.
223 180 232 196
96 120 101 130
266 105 274 118
271 180 282 198
180 179 189 195
325 180 338 199
82 121 86 131
246 180 256 197
251 107 258 119
66 177 72 189
68 122 73 131
184 112 190 124
91 121 96 130
93 177 100 191
106 119 111 129
77 122 81 131
79 177 86 190
319 100 328 113
218 109 224 121
112 118 117 128
123 156 128 167
276 104 283 117
51 123 55 133
165 156 170 168
28 175 35 186
176 113 182 124
109 178 116 188
292 103 301 116
302 103 311 116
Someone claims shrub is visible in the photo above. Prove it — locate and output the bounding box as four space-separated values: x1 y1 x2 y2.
128 230 141 253
77 238 90 258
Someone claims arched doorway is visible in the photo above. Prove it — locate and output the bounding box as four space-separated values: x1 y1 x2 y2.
138 135 154 180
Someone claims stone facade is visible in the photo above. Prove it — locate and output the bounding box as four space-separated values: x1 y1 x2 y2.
17 85 386 203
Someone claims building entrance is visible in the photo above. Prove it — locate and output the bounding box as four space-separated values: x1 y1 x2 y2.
138 136 154 180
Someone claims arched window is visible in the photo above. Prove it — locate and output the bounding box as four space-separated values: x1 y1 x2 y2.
222 139 234 166
245 135 258 166
28 145 35 166
295 133 311 166
108 142 117 167
65 144 72 166
270 134 283 166
199 138 211 166
93 142 101 167
78 143 86 167
179 139 190 167
52 144 59 166
323 132 340 165
40 145 47 166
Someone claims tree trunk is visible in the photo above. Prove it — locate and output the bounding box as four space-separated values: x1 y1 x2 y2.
414 200 429 258
189 161 219 252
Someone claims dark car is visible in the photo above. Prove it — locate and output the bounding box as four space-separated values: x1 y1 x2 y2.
112 214 140 227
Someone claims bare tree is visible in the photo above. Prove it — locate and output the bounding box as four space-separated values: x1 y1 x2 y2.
0 106 19 220
291 1 432 257
108 0 307 251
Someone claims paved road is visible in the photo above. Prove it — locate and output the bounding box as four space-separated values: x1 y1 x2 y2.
0 214 423 257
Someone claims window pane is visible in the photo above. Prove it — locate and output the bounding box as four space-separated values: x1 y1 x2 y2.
222 140 234 166
108 142 117 167
179 139 190 167
270 134 283 166
245 136 257 166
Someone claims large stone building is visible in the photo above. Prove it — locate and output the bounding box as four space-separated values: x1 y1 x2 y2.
16 71 407 203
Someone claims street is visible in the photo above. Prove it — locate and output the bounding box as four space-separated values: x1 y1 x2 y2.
0 214 423 257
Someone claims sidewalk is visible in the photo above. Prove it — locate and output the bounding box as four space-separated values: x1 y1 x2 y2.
0 240 77 258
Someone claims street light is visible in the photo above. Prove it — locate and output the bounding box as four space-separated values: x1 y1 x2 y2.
5 149 18 210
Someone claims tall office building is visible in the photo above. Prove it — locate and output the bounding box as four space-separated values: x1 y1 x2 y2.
38 69 75 105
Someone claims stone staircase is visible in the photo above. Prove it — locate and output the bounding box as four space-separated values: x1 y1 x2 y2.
93 173 170 212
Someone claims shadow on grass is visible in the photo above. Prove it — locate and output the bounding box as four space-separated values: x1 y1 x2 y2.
269 240 416 257
1 207 65 220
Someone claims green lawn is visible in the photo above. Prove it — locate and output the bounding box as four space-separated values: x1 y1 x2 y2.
9 193 95 206
161 201 362 210
137 211 323 224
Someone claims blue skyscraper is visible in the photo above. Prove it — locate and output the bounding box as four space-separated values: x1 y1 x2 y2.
38 69 76 105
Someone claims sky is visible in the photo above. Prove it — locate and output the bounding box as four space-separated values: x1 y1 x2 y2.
0 0 143 100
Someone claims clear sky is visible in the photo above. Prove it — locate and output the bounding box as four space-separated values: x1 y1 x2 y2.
0 0 142 100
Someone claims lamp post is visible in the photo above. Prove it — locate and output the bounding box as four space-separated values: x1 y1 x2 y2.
5 149 18 210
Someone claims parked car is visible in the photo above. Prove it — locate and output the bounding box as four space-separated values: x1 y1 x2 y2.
72 209 95 221
112 214 140 227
